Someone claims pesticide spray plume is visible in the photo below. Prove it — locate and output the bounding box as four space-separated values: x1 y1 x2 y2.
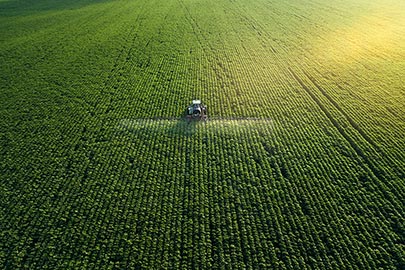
118 117 274 137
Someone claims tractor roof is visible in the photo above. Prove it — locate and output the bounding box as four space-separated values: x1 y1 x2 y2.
192 100 201 105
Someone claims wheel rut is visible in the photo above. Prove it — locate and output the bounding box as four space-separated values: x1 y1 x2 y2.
288 69 378 176
301 69 380 151
288 67 404 214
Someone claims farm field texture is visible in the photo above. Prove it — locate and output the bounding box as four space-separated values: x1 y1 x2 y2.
1 0 405 268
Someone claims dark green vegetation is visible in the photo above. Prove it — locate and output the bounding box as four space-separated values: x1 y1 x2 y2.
1 0 405 268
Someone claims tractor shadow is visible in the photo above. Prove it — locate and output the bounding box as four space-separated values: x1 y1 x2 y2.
117 118 206 138
167 119 204 137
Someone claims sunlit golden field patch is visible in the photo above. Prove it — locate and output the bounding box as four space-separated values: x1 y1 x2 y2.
313 4 405 66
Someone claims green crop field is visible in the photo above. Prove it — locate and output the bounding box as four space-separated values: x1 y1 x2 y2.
1 0 405 268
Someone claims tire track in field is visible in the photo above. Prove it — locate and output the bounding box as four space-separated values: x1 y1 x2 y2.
94 1 148 115
61 2 151 199
177 0 240 105
300 69 381 151
176 0 221 98
288 67 366 159
69 1 167 201
288 67 404 210
97 0 176 118
176 0 205 51
234 1 405 170
300 68 404 180
228 0 405 197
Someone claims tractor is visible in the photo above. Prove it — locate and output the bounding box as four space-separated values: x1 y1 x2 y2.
186 100 207 121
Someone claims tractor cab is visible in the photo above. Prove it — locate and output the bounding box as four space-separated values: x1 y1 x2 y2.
186 100 207 121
